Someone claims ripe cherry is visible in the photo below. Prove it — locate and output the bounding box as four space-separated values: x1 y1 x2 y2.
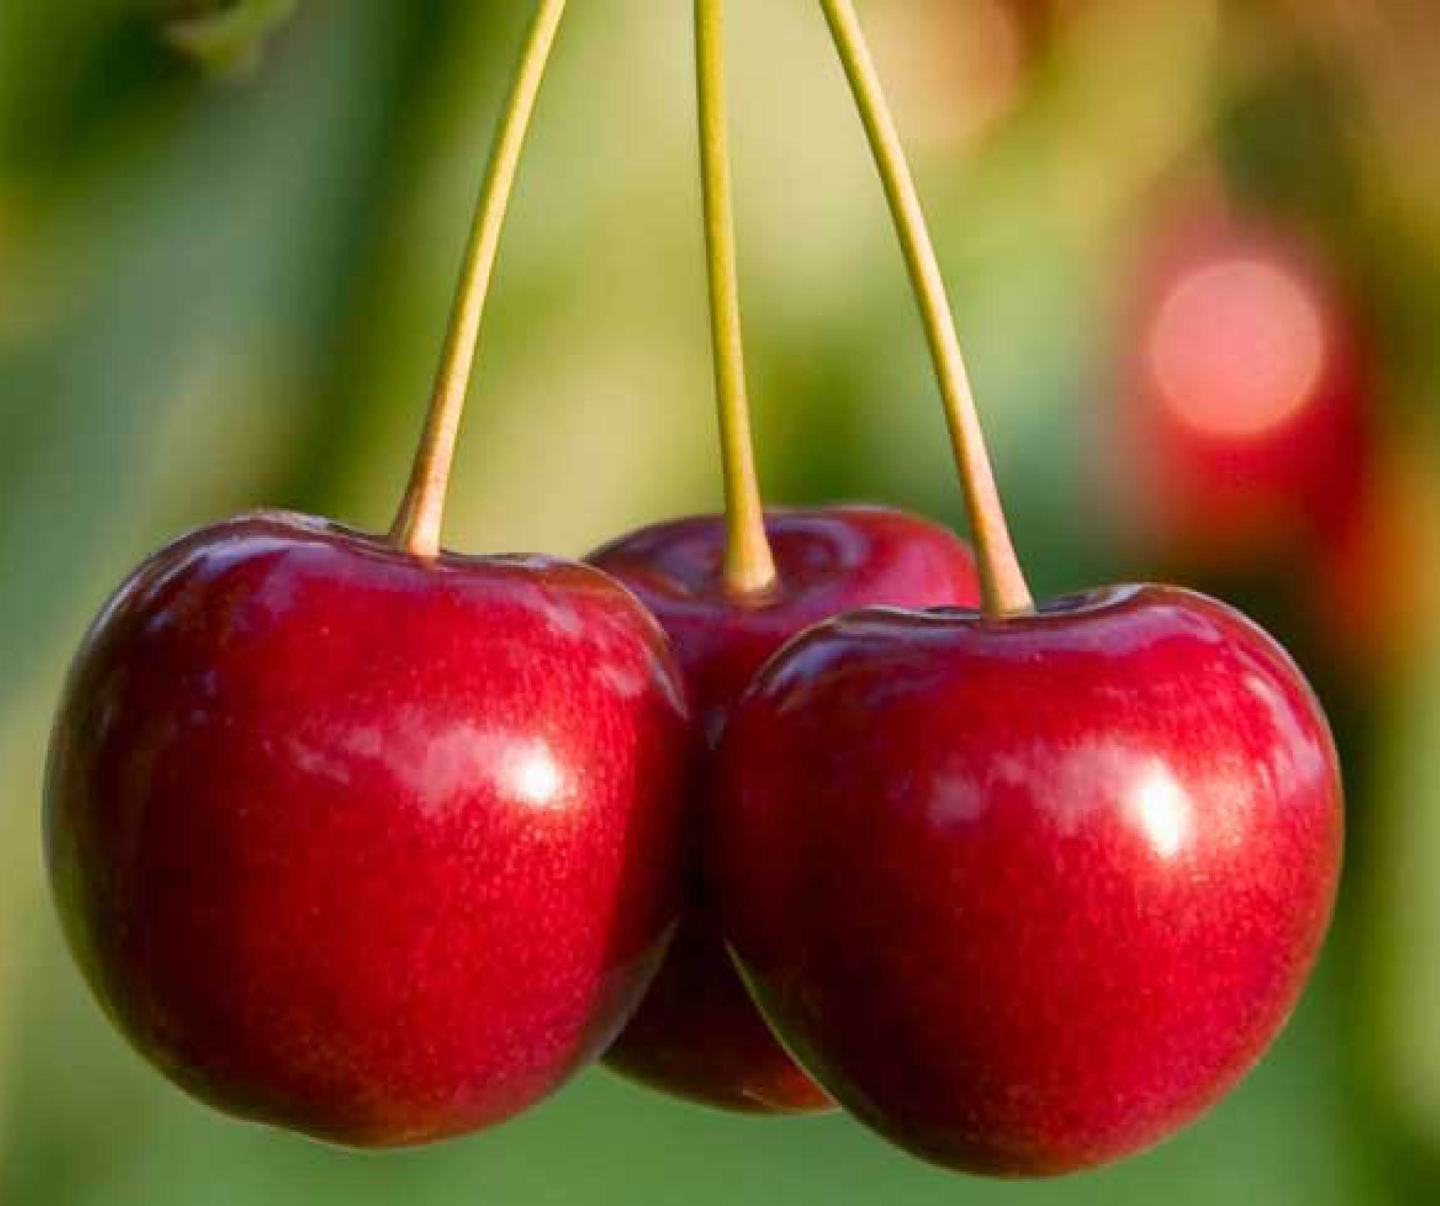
713 2 1344 1177
712 585 1342 1174
595 2 987 1114
589 507 979 1112
48 512 688 1146
44 0 690 1147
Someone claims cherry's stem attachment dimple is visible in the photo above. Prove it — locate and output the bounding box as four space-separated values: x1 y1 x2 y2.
391 0 569 559
817 0 1033 618
696 0 778 597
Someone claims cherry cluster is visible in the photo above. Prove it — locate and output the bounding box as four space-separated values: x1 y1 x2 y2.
43 0 1342 1180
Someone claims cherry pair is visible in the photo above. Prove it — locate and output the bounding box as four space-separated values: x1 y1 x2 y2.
595 522 1339 1179
43 0 1342 1180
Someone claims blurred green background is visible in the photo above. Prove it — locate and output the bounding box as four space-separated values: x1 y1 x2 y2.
3 0 1440 1201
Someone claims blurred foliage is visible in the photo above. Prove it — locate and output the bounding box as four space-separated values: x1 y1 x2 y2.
164 1 302 76
1 0 1438 1201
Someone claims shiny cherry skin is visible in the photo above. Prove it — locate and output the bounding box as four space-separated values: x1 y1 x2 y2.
713 586 1343 1174
46 511 690 1147
588 507 980 1113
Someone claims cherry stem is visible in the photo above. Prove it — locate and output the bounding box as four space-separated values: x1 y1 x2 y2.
696 0 778 597
390 0 568 559
818 0 1033 618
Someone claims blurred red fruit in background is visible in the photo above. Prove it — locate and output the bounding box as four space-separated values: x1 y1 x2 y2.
1116 210 1374 576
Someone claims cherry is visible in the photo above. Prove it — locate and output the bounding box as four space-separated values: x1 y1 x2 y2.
701 0 1343 1176
1118 209 1372 572
587 3 983 1113
712 586 1342 1174
47 511 688 1146
589 507 979 1111
44 0 691 1146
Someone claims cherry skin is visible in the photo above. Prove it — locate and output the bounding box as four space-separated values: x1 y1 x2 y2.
587 506 980 1113
46 510 690 1147
713 586 1342 1174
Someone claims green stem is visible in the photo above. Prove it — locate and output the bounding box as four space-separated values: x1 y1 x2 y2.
696 0 778 596
391 0 568 558
818 0 1033 618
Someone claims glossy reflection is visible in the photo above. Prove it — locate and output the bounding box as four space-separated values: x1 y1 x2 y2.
713 585 1343 1175
1129 762 1191 859
46 511 690 1147
505 739 565 808
588 506 980 1113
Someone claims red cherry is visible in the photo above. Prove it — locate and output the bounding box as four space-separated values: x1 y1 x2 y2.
588 506 980 1113
46 511 689 1147
712 586 1342 1174
1120 214 1372 570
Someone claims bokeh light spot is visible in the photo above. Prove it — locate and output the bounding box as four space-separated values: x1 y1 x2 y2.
1148 258 1327 441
